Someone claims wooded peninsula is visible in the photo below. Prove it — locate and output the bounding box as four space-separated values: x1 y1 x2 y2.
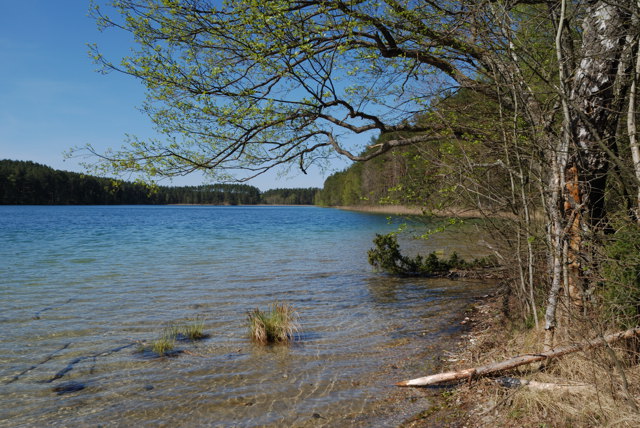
0 159 318 205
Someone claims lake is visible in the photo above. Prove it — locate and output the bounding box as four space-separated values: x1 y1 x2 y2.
0 205 492 426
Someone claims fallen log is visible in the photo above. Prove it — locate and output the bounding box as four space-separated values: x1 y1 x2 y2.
396 327 640 387
494 376 593 392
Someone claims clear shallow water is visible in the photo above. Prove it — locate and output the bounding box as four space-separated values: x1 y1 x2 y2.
0 206 492 427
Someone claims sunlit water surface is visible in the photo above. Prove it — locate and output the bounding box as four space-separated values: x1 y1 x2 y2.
0 206 493 427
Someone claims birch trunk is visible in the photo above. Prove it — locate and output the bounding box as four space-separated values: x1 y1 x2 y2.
544 0 570 349
563 0 629 311
629 33 640 220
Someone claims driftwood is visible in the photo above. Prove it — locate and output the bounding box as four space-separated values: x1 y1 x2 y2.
494 376 592 392
396 327 640 387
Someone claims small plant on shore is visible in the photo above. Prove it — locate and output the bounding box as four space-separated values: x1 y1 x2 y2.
248 302 300 345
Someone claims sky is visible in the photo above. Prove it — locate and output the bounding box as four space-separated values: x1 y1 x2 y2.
0 1 347 190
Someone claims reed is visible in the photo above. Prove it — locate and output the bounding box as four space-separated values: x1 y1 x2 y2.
248 302 299 345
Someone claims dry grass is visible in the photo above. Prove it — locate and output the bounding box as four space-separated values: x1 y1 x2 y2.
248 302 299 345
496 350 640 427
438 296 640 427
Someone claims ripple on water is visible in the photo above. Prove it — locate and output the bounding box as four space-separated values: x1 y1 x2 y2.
0 206 495 426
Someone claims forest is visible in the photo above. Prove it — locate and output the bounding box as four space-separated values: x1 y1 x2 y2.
314 89 515 210
77 0 640 424
0 160 317 205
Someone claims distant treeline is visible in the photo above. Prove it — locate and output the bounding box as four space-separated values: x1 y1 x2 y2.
262 188 318 205
0 160 318 205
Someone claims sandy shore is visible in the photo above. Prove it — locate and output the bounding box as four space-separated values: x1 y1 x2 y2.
362 292 501 427
334 205 425 215
350 289 500 427
334 205 516 219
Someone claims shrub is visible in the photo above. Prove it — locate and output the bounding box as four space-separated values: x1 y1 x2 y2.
367 233 423 274
367 233 498 276
248 302 300 345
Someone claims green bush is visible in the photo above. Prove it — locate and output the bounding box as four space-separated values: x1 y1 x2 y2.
367 233 497 276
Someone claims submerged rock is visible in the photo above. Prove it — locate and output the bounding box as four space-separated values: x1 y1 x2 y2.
52 381 85 395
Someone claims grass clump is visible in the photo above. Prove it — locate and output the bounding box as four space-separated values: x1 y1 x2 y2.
148 332 176 356
164 317 208 341
139 318 207 357
248 302 300 345
176 317 207 341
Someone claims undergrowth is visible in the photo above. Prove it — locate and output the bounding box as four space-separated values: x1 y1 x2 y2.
446 294 640 427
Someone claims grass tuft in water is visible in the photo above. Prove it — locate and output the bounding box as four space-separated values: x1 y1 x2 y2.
179 317 207 341
139 318 207 357
248 302 300 345
150 333 176 356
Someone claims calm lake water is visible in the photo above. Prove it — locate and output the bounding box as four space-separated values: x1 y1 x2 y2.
0 205 492 427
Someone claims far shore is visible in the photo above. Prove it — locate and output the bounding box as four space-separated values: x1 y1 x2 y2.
168 203 522 219
334 204 519 218
167 203 316 207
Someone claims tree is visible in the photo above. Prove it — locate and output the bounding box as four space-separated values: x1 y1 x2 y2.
85 0 502 181
85 0 640 345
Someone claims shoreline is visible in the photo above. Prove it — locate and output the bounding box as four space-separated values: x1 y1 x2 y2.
334 205 424 215
390 289 640 427
375 291 501 427
358 288 499 427
334 204 517 219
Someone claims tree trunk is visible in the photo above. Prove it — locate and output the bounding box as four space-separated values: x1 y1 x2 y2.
563 0 629 311
629 33 640 221
545 0 570 348
494 376 593 392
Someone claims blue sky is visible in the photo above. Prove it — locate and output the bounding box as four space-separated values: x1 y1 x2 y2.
0 1 343 190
